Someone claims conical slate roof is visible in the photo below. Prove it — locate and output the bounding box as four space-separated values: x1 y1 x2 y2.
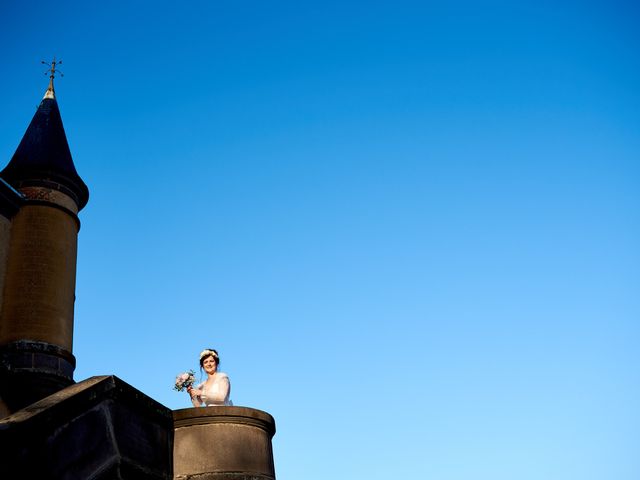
0 82 89 210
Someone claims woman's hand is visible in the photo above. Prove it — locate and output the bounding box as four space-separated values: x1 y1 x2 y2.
188 387 202 407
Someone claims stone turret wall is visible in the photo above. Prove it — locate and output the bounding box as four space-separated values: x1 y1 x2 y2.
0 202 78 349
174 406 276 480
0 216 11 321
0 178 23 327
0 179 23 418
0 216 11 419
0 189 81 413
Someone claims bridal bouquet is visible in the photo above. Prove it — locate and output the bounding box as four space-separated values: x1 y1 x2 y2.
174 370 196 391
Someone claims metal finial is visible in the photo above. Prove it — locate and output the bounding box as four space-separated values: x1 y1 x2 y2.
41 57 63 99
42 57 64 79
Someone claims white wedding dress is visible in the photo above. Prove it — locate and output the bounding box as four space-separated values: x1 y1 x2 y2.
197 372 232 406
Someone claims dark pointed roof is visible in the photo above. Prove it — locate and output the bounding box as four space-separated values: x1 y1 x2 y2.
0 81 89 210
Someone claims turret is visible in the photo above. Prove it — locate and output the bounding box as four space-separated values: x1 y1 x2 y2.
0 60 88 414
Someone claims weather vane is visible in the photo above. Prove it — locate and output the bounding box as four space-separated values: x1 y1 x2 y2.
42 57 64 79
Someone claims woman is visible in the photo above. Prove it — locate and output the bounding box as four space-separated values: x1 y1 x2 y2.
188 348 232 407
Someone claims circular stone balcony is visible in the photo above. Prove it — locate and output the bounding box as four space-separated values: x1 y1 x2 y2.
173 406 276 480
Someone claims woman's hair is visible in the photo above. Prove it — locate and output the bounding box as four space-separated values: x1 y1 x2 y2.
199 348 219 368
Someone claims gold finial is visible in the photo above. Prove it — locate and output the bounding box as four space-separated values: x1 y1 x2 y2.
41 57 63 99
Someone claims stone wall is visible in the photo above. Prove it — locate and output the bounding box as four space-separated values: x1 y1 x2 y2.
0 375 174 479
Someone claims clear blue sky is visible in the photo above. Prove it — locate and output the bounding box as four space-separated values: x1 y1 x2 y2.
1 1 639 479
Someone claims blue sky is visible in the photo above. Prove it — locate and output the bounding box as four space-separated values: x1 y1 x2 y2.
1 1 639 479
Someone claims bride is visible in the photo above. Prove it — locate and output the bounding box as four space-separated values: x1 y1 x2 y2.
188 349 232 407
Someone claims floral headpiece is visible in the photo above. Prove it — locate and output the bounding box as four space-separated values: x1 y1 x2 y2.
200 349 219 360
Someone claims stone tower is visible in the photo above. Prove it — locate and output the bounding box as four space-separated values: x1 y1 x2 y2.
0 64 89 415
0 69 276 480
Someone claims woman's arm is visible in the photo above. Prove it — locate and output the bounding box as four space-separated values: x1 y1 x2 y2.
188 386 203 407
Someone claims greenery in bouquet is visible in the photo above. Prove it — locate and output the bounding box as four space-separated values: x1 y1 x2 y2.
174 370 196 391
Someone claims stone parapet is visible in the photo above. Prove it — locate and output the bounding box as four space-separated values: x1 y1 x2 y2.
174 406 276 480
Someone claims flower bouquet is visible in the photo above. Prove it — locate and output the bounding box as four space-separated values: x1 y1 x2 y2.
174 370 196 391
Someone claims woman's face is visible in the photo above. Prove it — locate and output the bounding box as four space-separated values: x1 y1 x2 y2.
202 355 218 375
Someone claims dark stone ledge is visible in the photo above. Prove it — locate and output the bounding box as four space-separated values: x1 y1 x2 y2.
0 341 77 411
